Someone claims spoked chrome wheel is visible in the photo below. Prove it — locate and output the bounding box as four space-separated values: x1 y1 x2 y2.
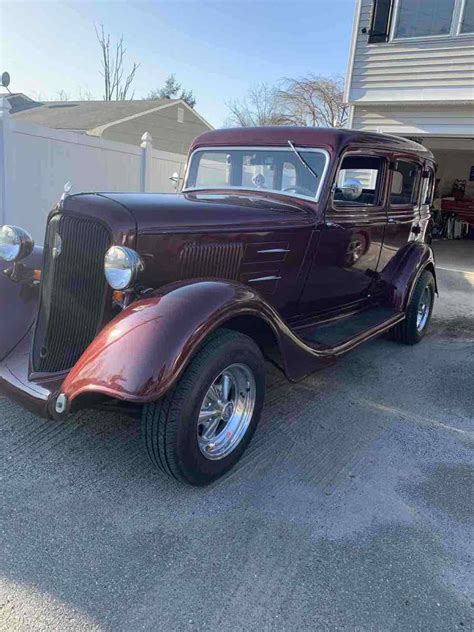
416 286 432 332
197 363 256 460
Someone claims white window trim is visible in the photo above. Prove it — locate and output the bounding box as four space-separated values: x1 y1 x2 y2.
457 0 474 34
183 146 330 204
389 0 473 42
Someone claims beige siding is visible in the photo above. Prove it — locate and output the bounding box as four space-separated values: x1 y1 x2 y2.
352 104 474 135
102 104 211 153
349 0 474 103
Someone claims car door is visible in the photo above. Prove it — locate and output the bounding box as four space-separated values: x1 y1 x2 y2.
299 152 387 316
377 156 423 273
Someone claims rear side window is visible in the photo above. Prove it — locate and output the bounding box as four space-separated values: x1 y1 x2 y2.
390 160 421 206
422 168 435 205
334 155 384 207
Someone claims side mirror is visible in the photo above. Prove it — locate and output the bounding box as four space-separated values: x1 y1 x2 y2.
341 178 363 201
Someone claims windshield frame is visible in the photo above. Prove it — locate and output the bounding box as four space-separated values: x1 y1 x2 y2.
182 145 330 203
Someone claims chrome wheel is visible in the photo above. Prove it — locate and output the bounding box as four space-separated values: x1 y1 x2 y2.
416 286 431 332
197 363 256 460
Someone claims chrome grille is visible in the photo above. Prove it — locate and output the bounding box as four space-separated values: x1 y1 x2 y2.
32 214 111 373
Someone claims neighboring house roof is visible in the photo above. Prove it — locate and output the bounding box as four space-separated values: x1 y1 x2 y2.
4 93 41 114
10 98 184 130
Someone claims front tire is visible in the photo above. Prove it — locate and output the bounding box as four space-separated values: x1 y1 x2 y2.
142 328 265 486
390 270 435 345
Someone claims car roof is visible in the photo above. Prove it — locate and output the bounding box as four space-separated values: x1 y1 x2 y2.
190 126 434 160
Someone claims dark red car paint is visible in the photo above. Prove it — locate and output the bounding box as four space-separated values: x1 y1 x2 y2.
0 128 436 419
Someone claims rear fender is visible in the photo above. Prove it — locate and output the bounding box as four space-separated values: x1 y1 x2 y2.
379 242 437 312
61 280 334 410
0 246 43 361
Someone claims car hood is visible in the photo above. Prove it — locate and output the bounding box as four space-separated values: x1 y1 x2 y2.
100 191 316 233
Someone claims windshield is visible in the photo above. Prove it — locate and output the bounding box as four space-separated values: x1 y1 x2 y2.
184 147 328 200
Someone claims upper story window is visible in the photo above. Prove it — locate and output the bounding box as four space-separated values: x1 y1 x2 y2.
394 0 455 39
184 147 329 201
368 0 473 42
461 0 474 33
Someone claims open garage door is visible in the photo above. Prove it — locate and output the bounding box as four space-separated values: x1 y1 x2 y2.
411 137 474 277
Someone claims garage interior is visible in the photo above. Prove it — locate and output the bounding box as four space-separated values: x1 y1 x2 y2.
418 137 474 271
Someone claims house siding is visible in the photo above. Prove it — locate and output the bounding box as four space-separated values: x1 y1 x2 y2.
349 0 474 103
352 104 474 136
101 104 211 154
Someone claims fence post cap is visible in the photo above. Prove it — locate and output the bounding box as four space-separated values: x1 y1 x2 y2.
140 131 153 148
0 95 12 115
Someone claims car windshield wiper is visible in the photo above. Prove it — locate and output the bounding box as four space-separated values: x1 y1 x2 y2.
287 140 319 180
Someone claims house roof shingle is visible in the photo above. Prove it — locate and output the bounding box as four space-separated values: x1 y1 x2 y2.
10 98 177 130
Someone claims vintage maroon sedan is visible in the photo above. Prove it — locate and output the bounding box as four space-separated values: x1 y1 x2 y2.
0 127 437 485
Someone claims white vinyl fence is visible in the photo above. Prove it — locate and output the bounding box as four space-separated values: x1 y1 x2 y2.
0 97 187 242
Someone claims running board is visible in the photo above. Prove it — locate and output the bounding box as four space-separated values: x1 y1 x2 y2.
293 307 405 357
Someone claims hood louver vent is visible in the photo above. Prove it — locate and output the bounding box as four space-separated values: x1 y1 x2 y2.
179 242 243 280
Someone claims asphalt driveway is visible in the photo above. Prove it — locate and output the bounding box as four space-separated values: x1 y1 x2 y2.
1 242 473 631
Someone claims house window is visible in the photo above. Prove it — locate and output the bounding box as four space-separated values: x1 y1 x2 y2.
394 0 455 38
177 107 184 123
390 161 421 206
460 0 474 32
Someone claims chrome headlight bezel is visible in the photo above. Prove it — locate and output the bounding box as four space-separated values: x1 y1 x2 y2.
104 246 144 290
0 225 35 262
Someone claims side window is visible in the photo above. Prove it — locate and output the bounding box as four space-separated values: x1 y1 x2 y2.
334 155 383 207
422 168 435 205
390 160 421 206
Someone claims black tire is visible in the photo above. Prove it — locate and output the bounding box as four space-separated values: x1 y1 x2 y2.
142 328 265 486
389 270 435 345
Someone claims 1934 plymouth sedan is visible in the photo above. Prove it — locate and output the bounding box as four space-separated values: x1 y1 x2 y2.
0 127 437 485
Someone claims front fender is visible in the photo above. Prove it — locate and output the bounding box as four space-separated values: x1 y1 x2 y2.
61 279 336 410
0 246 43 361
380 242 436 312
61 281 272 407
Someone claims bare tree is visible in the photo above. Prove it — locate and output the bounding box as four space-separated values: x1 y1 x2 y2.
146 74 196 108
56 90 70 101
276 75 347 128
95 24 139 101
77 86 94 101
225 83 282 127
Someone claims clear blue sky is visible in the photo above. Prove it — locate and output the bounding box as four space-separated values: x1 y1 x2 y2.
1 0 355 127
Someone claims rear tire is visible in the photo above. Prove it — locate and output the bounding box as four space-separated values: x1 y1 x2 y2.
141 328 265 486
390 270 435 345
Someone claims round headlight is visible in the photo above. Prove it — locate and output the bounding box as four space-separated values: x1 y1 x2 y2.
104 246 144 290
0 225 35 262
